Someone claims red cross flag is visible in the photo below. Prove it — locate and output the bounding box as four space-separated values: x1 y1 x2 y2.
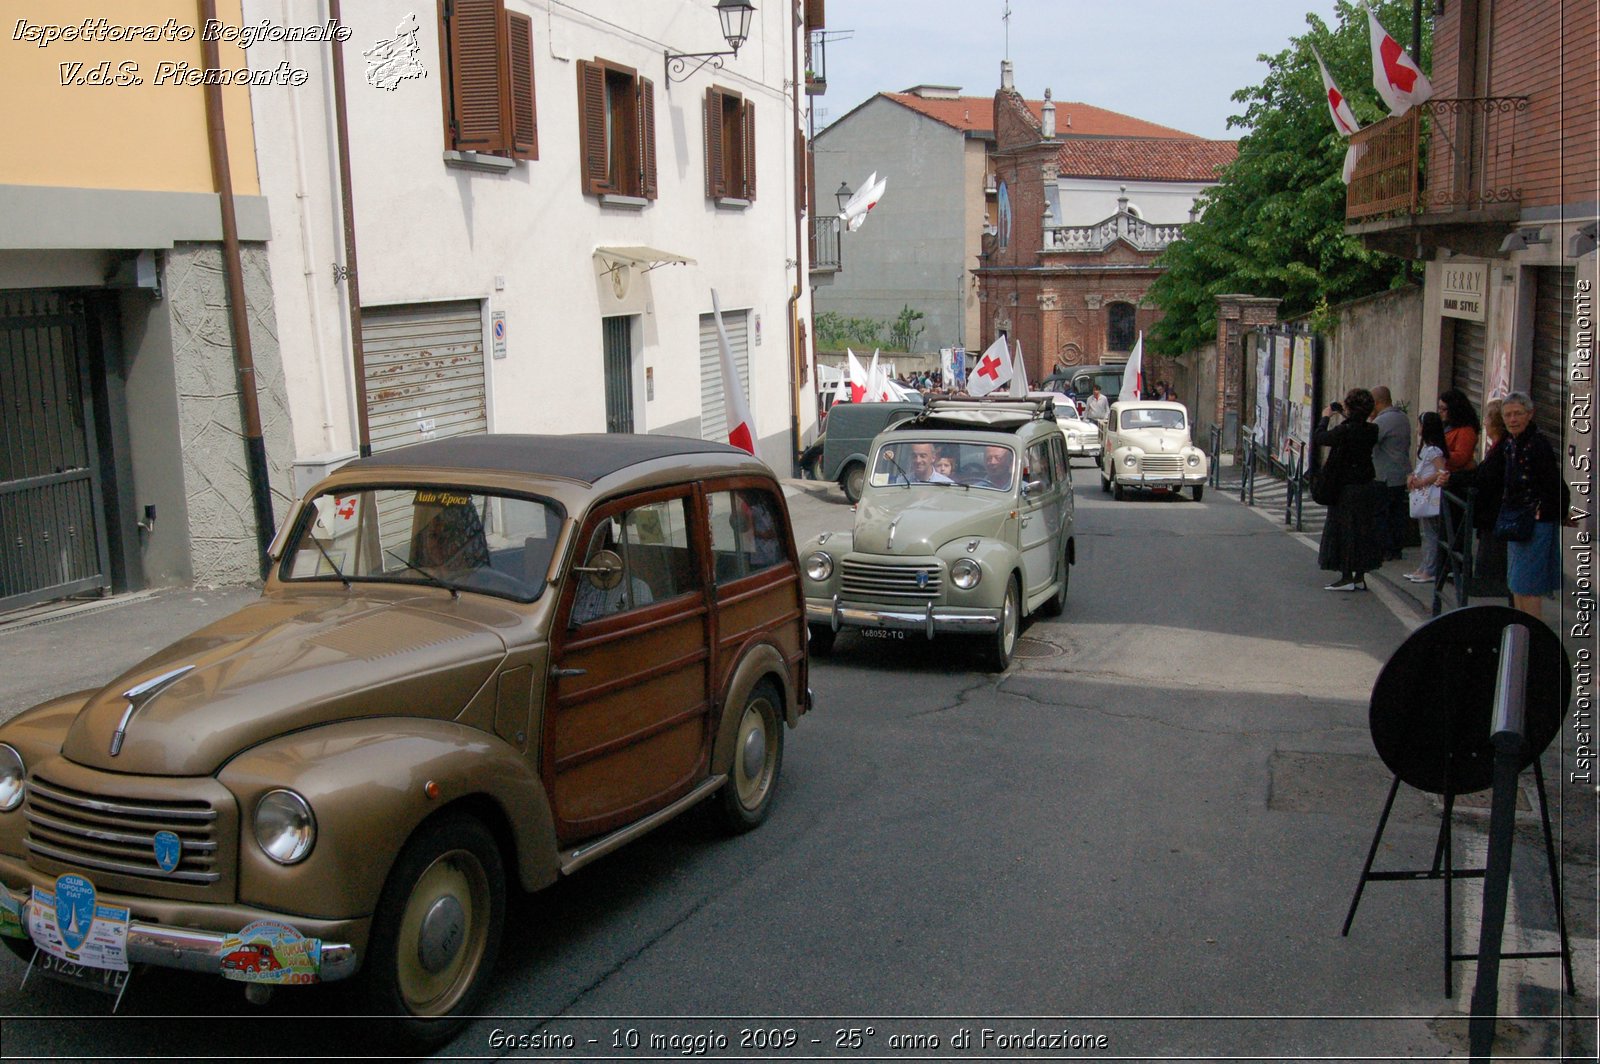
1118 333 1145 403
968 334 1012 397
1367 4 1432 115
1312 46 1366 184
846 348 871 403
710 289 755 454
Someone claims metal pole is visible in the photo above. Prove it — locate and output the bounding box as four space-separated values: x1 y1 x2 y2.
328 0 371 457
1467 623 1530 1061
200 0 276 576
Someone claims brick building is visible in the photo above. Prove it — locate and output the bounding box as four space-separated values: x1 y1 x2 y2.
977 63 1236 385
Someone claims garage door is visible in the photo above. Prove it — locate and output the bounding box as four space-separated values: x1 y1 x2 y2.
699 309 750 442
1530 266 1572 439
1449 316 1486 415
361 301 487 453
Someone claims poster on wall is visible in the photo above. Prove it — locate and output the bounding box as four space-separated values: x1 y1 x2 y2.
1253 336 1273 445
1284 334 1315 463
1485 273 1516 402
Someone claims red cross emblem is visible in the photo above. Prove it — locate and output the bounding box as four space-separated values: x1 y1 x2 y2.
976 354 1004 380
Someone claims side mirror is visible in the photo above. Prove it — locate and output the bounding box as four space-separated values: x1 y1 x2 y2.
573 548 624 590
1023 479 1046 495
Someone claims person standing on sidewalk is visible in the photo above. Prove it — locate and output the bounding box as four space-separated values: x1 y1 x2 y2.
1498 392 1568 620
1449 399 1510 599
1437 388 1481 473
1403 413 1448 583
1370 386 1411 561
1315 388 1382 591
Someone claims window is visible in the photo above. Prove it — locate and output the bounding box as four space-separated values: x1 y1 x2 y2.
704 86 755 201
570 498 697 624
437 0 537 159
578 59 657 199
1024 441 1055 489
709 490 785 584
1107 301 1136 353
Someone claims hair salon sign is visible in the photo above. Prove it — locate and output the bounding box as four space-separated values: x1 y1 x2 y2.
1440 262 1487 322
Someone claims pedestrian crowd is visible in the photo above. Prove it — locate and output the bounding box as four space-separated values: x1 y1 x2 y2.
1312 382 1572 621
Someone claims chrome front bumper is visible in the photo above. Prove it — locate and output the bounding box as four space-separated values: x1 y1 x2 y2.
1121 472 1204 487
806 597 999 639
0 880 358 982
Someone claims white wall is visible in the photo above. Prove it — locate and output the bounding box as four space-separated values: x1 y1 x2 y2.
1053 177 1210 226
246 0 812 471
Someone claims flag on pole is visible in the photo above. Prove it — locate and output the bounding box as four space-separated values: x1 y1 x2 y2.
710 290 755 454
1118 333 1145 403
1366 4 1433 115
1312 45 1366 184
1009 339 1030 397
864 349 884 402
840 172 889 232
968 334 1013 397
846 348 870 403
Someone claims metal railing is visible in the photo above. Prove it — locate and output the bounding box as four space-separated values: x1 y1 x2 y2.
1346 96 1528 222
1430 486 1477 617
1239 426 1259 504
1282 439 1307 532
1208 425 1223 488
810 216 841 272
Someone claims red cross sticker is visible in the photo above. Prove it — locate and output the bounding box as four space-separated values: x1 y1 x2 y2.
976 354 1004 380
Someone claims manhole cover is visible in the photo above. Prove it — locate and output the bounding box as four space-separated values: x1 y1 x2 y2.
1012 636 1061 659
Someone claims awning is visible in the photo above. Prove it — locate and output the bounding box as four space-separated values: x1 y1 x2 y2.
593 245 697 275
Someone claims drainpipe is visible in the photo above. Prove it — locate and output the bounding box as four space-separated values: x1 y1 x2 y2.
200 0 276 576
786 0 804 475
328 0 372 457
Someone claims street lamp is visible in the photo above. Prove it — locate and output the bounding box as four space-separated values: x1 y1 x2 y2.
665 0 756 83
834 181 853 214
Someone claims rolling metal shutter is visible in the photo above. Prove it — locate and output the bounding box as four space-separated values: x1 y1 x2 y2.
1530 267 1572 439
1449 317 1486 415
361 301 487 453
699 310 750 442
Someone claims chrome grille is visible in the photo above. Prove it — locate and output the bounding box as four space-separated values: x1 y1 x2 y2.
841 559 943 600
26 777 221 885
1140 454 1183 476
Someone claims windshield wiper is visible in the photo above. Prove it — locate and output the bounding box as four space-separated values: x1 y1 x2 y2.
383 548 461 599
309 536 350 589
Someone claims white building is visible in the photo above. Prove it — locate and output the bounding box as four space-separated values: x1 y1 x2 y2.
246 0 817 483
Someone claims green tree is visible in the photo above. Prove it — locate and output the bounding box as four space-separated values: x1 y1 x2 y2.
888 304 925 351
1147 0 1425 356
814 311 883 350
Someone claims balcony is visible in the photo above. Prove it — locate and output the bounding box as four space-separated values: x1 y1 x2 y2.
810 215 841 280
1043 211 1184 254
805 29 827 95
1345 96 1528 258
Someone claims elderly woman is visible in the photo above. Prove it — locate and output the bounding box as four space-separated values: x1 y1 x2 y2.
1497 392 1567 618
1315 387 1383 591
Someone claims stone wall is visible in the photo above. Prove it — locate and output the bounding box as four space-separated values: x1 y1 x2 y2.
164 241 295 584
1287 285 1424 411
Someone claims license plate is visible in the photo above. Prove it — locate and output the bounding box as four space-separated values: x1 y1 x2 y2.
28 950 130 999
860 627 904 640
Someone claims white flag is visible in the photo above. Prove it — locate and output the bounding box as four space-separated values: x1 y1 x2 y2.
1009 339 1030 397
864 349 883 402
968 335 1013 397
1313 46 1362 136
840 172 888 232
1118 333 1145 403
1367 4 1433 116
846 349 871 403
710 290 755 454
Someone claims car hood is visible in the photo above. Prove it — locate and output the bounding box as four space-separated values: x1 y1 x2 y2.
59 593 507 776
853 492 1011 555
1118 428 1196 451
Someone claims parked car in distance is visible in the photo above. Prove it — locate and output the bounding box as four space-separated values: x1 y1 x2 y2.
1039 364 1127 402
799 397 1076 671
1100 400 1208 501
0 434 809 1047
810 399 924 502
1034 393 1103 463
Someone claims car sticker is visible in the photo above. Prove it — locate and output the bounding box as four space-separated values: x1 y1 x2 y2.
217 919 322 985
0 890 27 940
27 876 130 972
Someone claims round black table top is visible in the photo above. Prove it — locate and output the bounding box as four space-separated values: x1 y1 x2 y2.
1369 605 1571 795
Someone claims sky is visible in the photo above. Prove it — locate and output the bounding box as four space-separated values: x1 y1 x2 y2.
814 0 1349 140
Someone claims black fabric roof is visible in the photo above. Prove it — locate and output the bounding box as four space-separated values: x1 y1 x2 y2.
351 434 750 485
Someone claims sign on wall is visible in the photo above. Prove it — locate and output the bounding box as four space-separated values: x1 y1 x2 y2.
1441 262 1487 322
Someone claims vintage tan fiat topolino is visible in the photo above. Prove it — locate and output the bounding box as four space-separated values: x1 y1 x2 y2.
0 434 808 1043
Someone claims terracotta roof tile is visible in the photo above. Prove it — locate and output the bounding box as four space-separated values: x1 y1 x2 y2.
883 92 1202 139
1054 138 1238 182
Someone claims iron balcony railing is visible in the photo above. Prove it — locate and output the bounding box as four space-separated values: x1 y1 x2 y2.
1346 96 1529 222
811 215 841 272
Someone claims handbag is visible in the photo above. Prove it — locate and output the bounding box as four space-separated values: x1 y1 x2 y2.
1407 454 1441 518
1311 456 1342 506
1493 502 1536 543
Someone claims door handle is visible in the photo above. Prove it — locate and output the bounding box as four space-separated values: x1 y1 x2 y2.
1020 517 1031 526
551 667 586 678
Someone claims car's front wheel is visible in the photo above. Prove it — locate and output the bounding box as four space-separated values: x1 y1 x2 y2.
1100 468 1111 493
808 624 836 656
363 812 505 1048
1191 484 1205 502
712 681 784 833
983 576 1020 672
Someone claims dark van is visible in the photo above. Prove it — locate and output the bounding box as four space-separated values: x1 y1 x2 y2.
813 400 923 502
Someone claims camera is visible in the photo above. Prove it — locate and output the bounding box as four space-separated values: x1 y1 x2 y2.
1330 400 1344 413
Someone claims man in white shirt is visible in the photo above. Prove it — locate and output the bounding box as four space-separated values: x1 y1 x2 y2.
1084 384 1111 421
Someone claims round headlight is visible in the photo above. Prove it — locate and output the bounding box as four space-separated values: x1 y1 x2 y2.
805 551 833 581
1187 452 1201 467
254 789 316 864
0 744 24 812
951 558 982 590
1122 453 1139 468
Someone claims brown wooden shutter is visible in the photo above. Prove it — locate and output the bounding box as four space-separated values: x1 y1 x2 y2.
577 60 607 193
741 98 756 200
506 12 538 160
447 0 508 151
804 0 826 31
704 87 726 198
639 76 657 200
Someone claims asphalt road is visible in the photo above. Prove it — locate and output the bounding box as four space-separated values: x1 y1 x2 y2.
0 466 1591 1061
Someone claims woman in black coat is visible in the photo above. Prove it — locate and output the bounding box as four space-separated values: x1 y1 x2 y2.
1315 388 1383 591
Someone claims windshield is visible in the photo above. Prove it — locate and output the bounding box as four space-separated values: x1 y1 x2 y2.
280 486 563 601
1119 407 1187 431
870 439 1015 491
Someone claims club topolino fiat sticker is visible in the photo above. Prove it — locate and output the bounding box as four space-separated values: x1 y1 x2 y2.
28 874 130 971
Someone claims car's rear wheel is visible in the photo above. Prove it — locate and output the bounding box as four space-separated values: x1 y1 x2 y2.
363 813 505 1048
712 681 784 833
1191 484 1205 502
842 462 866 504
983 576 1020 672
